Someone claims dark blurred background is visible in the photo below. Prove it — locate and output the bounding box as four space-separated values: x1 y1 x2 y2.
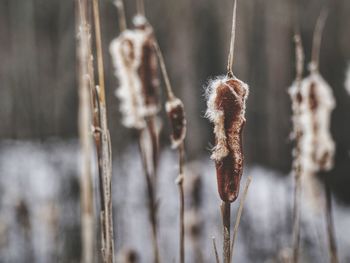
1 0 350 201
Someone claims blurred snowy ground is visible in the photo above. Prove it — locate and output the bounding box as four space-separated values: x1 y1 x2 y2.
0 140 349 263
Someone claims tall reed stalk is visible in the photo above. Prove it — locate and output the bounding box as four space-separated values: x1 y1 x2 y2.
290 32 304 263
153 40 187 263
92 0 115 262
77 1 95 262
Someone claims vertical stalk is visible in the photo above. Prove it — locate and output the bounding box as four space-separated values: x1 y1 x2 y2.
177 143 185 263
138 130 160 263
226 0 237 78
77 0 95 262
292 33 304 263
324 181 339 263
92 0 115 262
221 202 231 263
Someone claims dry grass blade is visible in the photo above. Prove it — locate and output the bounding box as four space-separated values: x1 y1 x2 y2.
92 0 115 262
212 237 220 263
230 176 252 262
77 1 95 262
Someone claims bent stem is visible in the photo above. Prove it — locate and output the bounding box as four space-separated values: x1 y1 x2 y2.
221 202 231 263
230 176 252 261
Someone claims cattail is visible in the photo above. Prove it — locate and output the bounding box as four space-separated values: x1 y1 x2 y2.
289 10 335 179
206 77 248 202
165 95 186 149
289 9 338 263
205 1 249 262
110 15 160 129
110 8 161 263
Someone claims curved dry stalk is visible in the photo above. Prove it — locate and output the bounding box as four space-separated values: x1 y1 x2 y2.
113 0 127 32
221 202 231 263
230 176 252 262
311 8 328 72
212 237 220 263
153 41 175 100
226 0 237 78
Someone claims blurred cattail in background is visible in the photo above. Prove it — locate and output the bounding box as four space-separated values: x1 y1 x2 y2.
289 8 338 263
109 2 161 262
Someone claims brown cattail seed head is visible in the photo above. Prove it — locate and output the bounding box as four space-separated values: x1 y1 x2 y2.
109 15 160 129
165 97 186 149
206 76 249 203
289 72 335 175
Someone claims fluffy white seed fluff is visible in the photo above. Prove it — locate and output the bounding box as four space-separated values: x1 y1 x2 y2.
205 75 249 161
289 72 335 175
109 20 158 129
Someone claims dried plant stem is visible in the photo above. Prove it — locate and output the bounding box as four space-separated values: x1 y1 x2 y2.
292 33 304 263
113 0 127 32
311 9 328 72
226 0 237 78
138 130 160 263
221 202 231 263
292 172 301 263
136 0 145 16
92 0 115 262
146 117 159 178
230 176 252 261
153 41 175 100
154 40 186 263
176 143 185 263
77 1 95 262
212 237 220 263
324 181 339 263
